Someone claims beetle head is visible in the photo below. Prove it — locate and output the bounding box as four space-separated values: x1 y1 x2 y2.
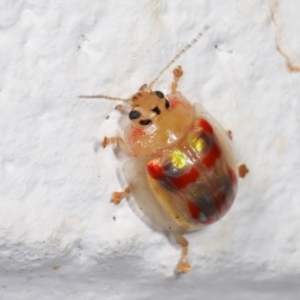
128 85 170 126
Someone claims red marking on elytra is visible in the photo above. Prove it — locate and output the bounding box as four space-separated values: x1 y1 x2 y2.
170 167 199 189
202 143 220 168
148 161 200 189
213 191 226 213
188 201 201 220
147 160 164 179
198 119 213 134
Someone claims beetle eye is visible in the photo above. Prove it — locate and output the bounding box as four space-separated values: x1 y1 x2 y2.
155 91 164 99
129 110 141 120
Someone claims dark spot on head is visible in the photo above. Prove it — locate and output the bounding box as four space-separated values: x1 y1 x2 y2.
165 99 170 109
155 91 164 99
139 119 152 126
152 106 161 115
129 110 141 120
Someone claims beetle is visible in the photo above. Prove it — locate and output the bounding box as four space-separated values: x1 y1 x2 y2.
80 29 247 273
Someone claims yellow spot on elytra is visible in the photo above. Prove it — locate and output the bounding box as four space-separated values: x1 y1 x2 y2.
170 150 186 169
190 134 206 152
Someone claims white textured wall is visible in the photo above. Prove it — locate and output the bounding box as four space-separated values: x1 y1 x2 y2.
1 0 300 299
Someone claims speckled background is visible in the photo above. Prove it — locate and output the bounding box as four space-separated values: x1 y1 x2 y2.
1 0 300 299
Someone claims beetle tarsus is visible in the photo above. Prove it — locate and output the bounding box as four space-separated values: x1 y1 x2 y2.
176 258 191 274
111 187 131 205
238 164 249 178
102 136 109 148
174 232 191 274
102 136 120 148
102 136 132 155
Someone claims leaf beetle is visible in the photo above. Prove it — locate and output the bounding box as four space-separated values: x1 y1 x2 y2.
80 28 247 273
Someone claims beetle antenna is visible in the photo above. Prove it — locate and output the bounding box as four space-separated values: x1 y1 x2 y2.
79 95 130 103
149 26 209 90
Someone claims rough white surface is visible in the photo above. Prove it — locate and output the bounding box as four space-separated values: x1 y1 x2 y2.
1 0 300 299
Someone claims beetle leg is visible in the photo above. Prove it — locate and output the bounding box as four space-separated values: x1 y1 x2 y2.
102 136 131 154
111 186 131 205
173 232 191 273
171 66 183 93
238 164 249 178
